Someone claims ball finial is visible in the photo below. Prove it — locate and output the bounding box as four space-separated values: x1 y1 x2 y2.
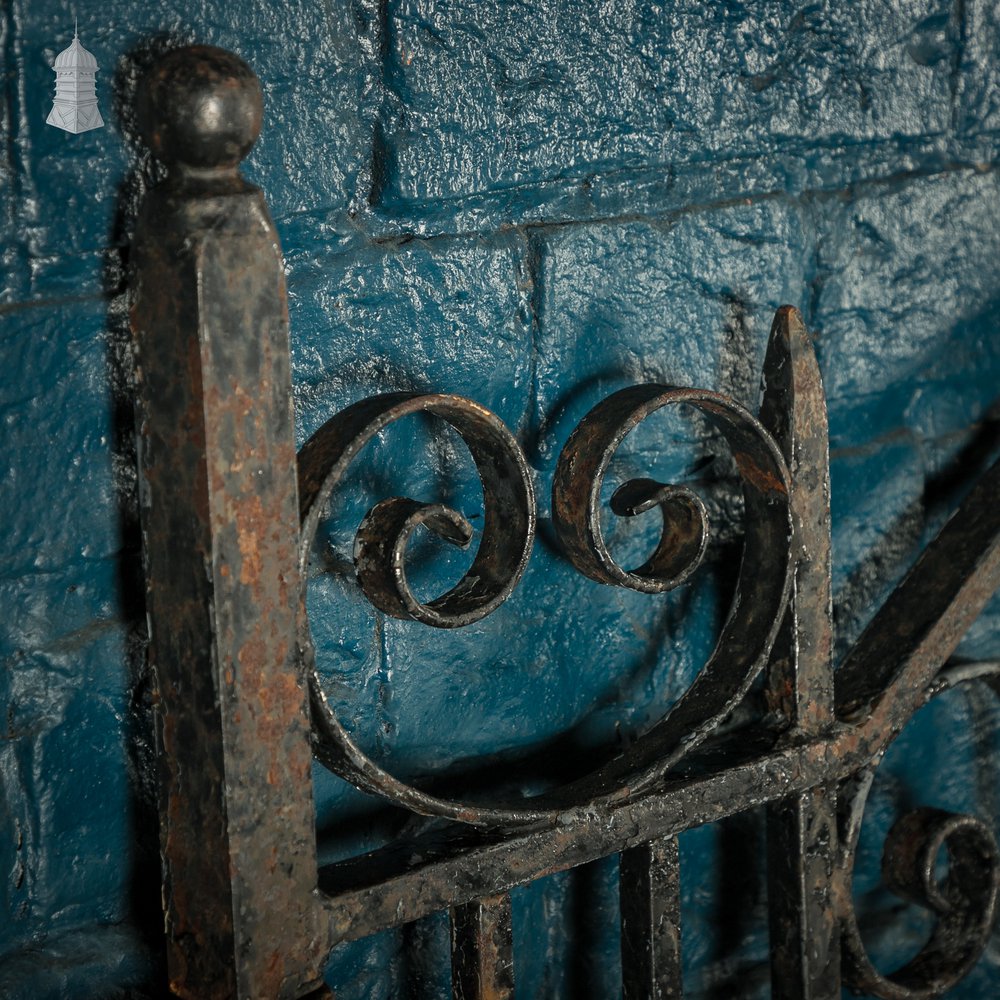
137 45 262 171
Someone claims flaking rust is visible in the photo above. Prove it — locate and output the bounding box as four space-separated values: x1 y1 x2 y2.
131 46 327 999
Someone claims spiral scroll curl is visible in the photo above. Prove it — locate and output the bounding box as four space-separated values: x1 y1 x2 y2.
838 661 1000 1000
297 392 536 629
548 385 794 801
296 392 551 825
298 385 793 823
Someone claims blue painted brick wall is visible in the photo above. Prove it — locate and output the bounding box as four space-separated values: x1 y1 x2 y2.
1 0 998 996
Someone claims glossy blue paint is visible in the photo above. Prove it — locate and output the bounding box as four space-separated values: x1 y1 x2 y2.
1 1 998 997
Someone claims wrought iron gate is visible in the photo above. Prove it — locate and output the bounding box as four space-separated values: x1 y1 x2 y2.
128 46 1000 1000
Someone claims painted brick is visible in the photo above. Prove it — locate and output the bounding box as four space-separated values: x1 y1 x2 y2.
0 296 137 959
530 200 810 470
959 0 1000 138
380 0 958 212
813 169 1000 447
288 232 534 439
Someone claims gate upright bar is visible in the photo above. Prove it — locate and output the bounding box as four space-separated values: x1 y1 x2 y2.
130 48 329 999
760 308 840 1000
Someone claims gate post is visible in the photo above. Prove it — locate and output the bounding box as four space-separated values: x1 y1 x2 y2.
130 46 327 999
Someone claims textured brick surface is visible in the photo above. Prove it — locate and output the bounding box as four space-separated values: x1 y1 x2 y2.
960 0 1000 137
529 201 809 458
814 170 1000 441
288 233 535 438
1 0 369 302
0 299 137 963
381 0 958 204
360 0 1000 240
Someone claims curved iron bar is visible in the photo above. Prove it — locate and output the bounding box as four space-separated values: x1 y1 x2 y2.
309 313 1000 995
299 310 1000 836
297 392 546 825
297 392 536 629
549 387 794 803
297 372 793 823
838 661 1000 999
294 306 1000 993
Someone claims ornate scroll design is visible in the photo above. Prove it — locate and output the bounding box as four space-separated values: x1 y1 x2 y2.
837 661 1000 999
297 303 1000 995
297 392 544 825
297 314 799 822
549 383 793 802
297 393 536 630
130 44 1000 1000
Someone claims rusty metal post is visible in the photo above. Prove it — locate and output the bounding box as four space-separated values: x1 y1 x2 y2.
620 836 682 999
450 893 516 1000
130 46 327 999
760 307 840 999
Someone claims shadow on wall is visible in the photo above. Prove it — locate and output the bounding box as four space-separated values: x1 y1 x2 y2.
102 33 194 996
833 377 1000 660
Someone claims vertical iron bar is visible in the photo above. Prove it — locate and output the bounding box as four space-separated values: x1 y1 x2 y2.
767 786 839 998
451 893 516 1000
759 307 840 999
130 47 326 999
620 836 682 999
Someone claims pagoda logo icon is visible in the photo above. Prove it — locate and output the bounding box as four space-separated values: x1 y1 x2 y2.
47 22 104 134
